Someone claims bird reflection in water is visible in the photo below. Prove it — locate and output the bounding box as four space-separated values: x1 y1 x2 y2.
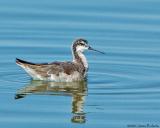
15 80 88 123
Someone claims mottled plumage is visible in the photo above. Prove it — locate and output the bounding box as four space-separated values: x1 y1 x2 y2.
16 38 104 82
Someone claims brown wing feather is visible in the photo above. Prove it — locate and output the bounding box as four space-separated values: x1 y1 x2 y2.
46 62 78 75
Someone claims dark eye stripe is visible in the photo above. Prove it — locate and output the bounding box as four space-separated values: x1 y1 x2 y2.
79 43 84 45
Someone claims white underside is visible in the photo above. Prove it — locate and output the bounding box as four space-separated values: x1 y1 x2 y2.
48 71 83 82
36 71 83 82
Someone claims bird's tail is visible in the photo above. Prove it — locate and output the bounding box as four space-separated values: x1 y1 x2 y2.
16 58 39 79
16 58 35 66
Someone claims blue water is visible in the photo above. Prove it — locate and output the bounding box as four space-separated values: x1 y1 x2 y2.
0 0 160 127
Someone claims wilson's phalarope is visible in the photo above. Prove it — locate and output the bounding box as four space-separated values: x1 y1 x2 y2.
16 38 105 82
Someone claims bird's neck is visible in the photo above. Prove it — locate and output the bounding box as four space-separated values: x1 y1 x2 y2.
72 50 88 70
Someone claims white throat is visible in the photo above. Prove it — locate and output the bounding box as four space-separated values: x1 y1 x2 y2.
72 45 89 68
77 51 88 69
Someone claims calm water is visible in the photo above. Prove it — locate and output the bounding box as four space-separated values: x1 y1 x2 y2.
0 0 160 128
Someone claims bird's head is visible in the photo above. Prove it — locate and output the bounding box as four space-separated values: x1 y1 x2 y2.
72 38 105 54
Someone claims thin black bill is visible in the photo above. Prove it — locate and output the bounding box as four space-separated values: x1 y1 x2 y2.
88 46 105 54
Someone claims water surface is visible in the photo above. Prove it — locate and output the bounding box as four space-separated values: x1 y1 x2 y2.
0 0 160 128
